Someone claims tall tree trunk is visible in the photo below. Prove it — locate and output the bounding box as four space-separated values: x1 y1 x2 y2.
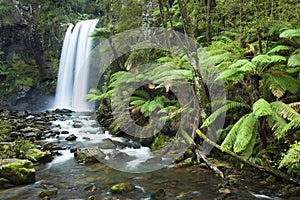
158 0 172 53
177 0 210 127
206 0 211 45
257 28 263 54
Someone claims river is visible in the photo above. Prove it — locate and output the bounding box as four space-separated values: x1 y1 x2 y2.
0 112 284 199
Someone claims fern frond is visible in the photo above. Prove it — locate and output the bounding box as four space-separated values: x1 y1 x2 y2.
233 113 258 153
133 90 150 100
221 114 250 151
217 68 244 82
201 101 250 128
263 71 300 99
279 141 300 171
281 116 300 135
267 45 291 55
240 127 258 160
252 55 271 66
253 98 273 117
288 52 300 67
270 55 286 63
271 101 300 121
266 111 287 140
289 102 300 112
280 29 300 40
228 59 251 68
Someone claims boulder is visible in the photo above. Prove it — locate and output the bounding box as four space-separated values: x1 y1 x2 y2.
25 149 53 163
65 134 77 141
0 159 35 185
38 189 58 198
111 182 135 193
75 148 105 164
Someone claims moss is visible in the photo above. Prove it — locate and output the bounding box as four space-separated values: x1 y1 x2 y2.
1 159 35 184
25 149 47 162
111 182 135 193
38 189 58 198
151 133 171 151
108 121 120 135
176 157 194 167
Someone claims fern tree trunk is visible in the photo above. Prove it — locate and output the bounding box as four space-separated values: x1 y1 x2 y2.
206 0 211 45
177 0 210 125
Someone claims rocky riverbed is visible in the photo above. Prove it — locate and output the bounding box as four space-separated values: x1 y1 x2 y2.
0 109 299 200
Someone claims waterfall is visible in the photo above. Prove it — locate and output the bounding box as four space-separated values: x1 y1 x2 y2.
54 19 99 111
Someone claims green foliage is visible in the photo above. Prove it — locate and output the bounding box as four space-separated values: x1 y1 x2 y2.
279 141 300 178
0 54 39 98
0 120 12 142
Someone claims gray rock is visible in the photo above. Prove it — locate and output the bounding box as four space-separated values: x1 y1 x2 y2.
75 148 105 164
65 134 77 141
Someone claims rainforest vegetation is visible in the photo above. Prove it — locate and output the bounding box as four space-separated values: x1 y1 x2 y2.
1 0 300 192
87 0 300 182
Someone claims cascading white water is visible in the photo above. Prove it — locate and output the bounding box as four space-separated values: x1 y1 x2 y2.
54 19 99 111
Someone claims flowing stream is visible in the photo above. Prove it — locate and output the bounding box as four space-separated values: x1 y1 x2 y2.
0 112 283 200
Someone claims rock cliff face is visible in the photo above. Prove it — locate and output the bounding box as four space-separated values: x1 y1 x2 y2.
0 2 65 109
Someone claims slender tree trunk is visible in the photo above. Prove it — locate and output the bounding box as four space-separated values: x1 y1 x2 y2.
177 0 210 125
257 28 263 54
206 0 211 45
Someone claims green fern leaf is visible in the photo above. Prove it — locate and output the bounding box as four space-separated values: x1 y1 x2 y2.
133 90 150 100
270 55 286 63
217 68 244 82
239 128 258 160
280 29 300 39
267 45 291 55
281 116 300 135
228 59 251 68
271 101 300 121
252 55 271 66
233 113 258 153
253 98 273 117
288 53 300 67
202 101 250 128
141 101 151 117
221 114 249 151
266 111 288 140
263 71 300 99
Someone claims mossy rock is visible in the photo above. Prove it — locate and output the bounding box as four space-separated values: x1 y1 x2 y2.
151 133 171 151
0 159 35 185
0 177 13 189
38 189 58 198
108 121 120 135
111 182 135 193
25 148 53 163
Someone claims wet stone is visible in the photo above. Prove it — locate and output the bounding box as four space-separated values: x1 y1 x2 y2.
65 134 77 141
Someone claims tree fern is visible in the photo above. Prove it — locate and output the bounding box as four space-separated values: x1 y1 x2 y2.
201 101 250 128
252 98 273 117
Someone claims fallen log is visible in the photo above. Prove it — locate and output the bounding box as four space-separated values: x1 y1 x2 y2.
196 129 300 185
